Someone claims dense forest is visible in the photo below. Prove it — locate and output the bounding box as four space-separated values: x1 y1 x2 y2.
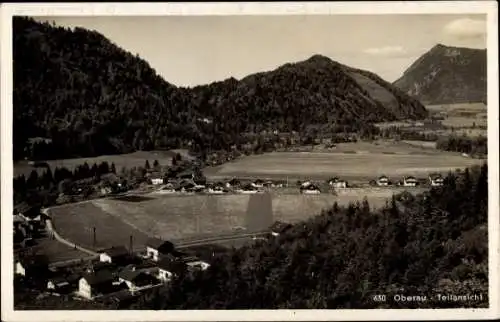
127 164 488 309
14 17 427 161
394 44 487 105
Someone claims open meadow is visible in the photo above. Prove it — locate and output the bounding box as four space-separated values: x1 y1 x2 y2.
205 141 483 182
375 103 487 138
49 186 425 250
14 149 190 177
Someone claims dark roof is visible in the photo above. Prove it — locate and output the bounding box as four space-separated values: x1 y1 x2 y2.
405 176 417 180
82 270 114 286
118 269 142 282
89 261 117 272
270 221 292 233
378 175 389 179
157 258 187 274
99 246 129 258
146 238 174 253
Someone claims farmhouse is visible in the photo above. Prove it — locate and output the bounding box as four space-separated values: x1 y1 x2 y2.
376 175 390 186
270 221 293 237
47 275 79 295
148 172 164 185
403 176 419 187
118 269 160 292
429 174 445 187
98 246 129 264
328 177 347 188
251 179 265 188
14 203 40 220
300 183 321 194
78 271 127 300
156 259 187 282
146 238 175 262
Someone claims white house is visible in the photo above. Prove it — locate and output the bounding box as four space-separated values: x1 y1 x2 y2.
15 261 25 276
403 176 418 187
151 178 164 185
300 184 321 194
118 269 159 292
376 176 390 186
78 271 127 300
429 174 444 187
98 246 129 264
156 259 186 283
328 177 347 189
146 238 174 262
251 180 265 188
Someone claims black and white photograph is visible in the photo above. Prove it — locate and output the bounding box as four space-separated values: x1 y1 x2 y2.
1 2 498 321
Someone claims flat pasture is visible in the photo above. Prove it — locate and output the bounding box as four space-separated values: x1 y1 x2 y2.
17 236 90 263
51 187 424 249
426 103 487 129
205 149 483 182
14 150 178 177
49 201 151 251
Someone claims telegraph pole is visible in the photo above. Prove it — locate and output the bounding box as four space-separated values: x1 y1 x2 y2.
92 227 96 249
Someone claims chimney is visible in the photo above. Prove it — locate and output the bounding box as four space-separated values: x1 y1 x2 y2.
129 235 133 254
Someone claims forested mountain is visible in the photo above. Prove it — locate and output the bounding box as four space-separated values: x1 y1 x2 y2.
130 164 488 309
393 44 487 105
14 17 427 161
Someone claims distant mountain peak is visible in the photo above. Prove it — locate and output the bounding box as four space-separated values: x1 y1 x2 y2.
394 45 486 105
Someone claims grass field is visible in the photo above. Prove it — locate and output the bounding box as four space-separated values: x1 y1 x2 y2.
17 235 90 263
50 202 151 251
50 187 425 250
427 103 487 129
205 148 483 182
14 150 187 177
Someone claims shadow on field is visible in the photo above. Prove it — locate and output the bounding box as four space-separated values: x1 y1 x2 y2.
111 195 155 202
245 192 274 232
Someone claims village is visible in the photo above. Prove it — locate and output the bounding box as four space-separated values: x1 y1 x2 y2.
13 206 293 307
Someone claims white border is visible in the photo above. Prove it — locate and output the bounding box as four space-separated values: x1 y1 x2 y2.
1 2 499 321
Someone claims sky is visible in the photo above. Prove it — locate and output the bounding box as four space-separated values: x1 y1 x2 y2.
38 14 487 87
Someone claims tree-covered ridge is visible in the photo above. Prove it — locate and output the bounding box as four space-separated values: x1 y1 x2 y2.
131 164 488 309
15 17 427 161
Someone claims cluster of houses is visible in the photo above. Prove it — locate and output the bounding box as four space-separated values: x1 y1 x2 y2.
14 219 297 304
13 203 46 250
155 175 287 195
372 173 444 187
15 237 212 303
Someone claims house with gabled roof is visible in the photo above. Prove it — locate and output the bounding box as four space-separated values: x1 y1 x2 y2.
78 270 126 300
429 173 445 187
146 238 175 262
376 175 390 186
328 177 347 188
300 183 321 194
47 274 80 295
403 176 418 187
118 268 160 291
156 258 187 282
